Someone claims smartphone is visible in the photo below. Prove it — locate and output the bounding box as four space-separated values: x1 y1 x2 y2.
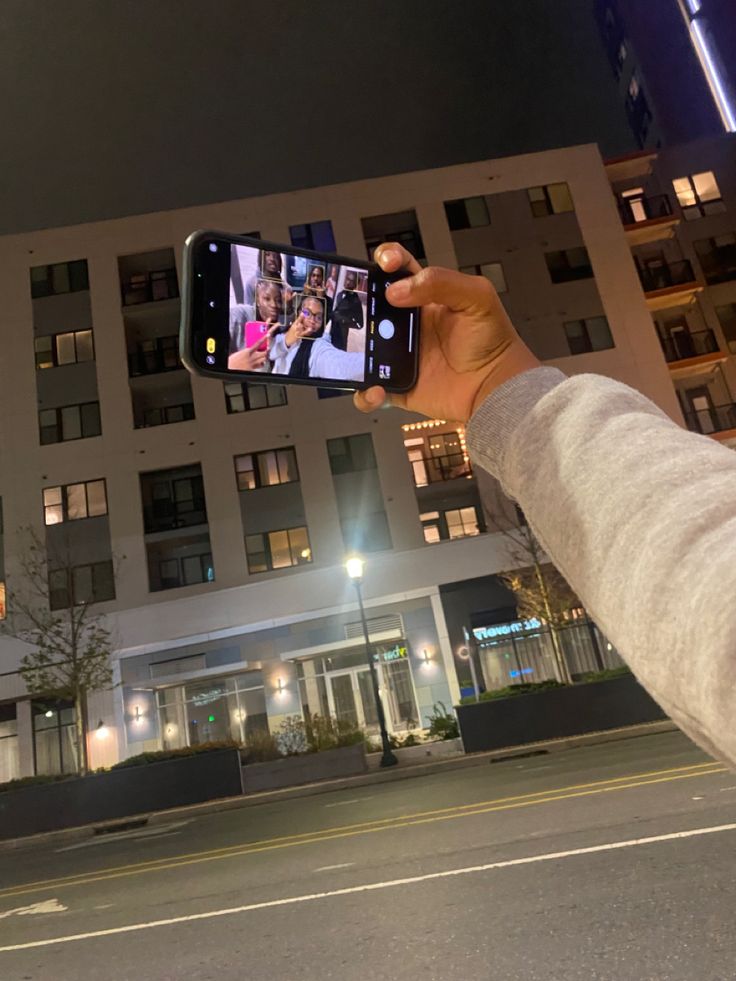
179 230 419 393
244 321 271 352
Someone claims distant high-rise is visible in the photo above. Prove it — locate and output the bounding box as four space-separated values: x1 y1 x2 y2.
596 0 735 146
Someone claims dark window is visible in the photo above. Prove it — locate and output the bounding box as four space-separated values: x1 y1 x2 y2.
338 512 392 554
43 479 107 525
224 381 287 413
156 553 214 591
444 197 490 231
141 402 195 428
245 527 312 573
459 262 507 293
32 700 78 775
121 268 179 306
693 233 736 285
716 303 736 354
289 220 336 253
527 183 574 217
234 447 299 491
327 434 377 474
361 209 425 261
49 560 115 610
30 260 89 299
317 388 350 399
545 247 593 283
143 473 207 533
128 335 180 376
38 402 101 445
563 316 614 355
35 330 94 369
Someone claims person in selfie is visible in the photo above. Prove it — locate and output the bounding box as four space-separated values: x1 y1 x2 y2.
355 242 736 770
269 295 363 382
330 269 365 351
245 250 284 304
229 278 285 353
303 264 326 297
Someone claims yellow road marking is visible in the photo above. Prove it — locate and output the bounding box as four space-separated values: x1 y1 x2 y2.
0 760 725 901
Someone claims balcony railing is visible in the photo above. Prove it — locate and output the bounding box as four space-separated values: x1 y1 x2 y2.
619 194 673 226
638 259 697 293
683 402 736 436
660 329 720 364
129 336 181 376
121 268 179 307
140 401 195 429
410 452 472 487
143 498 207 534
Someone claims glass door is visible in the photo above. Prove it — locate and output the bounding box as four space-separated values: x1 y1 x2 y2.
329 673 360 727
357 670 379 728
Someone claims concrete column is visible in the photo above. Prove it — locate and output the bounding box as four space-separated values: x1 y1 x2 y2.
430 589 461 705
16 699 34 777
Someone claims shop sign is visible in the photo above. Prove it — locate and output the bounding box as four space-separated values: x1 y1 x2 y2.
373 643 409 663
473 618 542 642
190 685 227 706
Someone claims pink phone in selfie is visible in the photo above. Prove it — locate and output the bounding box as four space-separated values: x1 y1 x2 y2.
245 321 270 351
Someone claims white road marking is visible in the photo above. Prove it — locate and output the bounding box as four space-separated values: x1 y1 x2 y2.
314 863 355 872
2 822 735 953
55 822 190 852
324 797 374 808
719 786 736 792
692 796 704 800
0 899 67 920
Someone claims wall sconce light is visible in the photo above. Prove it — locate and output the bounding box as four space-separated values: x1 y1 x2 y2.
133 705 143 723
165 723 178 737
421 648 433 667
276 677 285 695
95 720 109 740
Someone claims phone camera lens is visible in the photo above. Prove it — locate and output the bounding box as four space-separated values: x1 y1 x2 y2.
208 243 218 253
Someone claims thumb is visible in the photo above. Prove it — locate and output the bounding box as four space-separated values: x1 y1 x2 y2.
386 266 495 314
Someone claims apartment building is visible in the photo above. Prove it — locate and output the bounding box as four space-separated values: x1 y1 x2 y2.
1 134 733 780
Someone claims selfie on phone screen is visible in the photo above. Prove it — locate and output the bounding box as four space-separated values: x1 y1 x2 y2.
228 244 368 383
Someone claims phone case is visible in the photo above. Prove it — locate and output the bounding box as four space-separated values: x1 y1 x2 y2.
244 321 270 351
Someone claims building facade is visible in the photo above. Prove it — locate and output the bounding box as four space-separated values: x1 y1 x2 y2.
1 135 734 779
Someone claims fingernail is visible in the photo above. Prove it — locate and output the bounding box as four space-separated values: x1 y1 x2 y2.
387 279 410 301
365 389 384 407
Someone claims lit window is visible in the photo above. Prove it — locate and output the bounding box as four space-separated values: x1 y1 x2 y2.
673 172 725 220
245 527 312 573
234 447 299 491
716 303 736 353
34 330 94 369
43 479 108 525
446 507 480 540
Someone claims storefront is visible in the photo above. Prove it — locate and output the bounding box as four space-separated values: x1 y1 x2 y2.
0 702 19 783
295 641 421 734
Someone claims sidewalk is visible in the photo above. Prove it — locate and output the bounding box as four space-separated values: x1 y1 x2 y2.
0 720 678 852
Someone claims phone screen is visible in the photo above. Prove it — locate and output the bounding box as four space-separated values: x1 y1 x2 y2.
181 232 419 392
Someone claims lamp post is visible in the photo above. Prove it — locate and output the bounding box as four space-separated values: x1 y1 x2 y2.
345 556 398 768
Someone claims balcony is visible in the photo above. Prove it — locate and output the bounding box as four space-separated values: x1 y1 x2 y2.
128 336 181 376
683 402 736 441
619 194 679 246
121 268 179 307
638 259 702 312
410 452 472 487
659 329 727 378
143 497 207 535
604 150 656 183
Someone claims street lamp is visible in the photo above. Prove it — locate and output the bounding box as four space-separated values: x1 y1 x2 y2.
345 555 398 768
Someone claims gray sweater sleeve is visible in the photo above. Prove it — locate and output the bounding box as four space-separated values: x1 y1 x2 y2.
467 367 736 767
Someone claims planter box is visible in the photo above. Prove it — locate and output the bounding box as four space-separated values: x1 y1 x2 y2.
242 743 367 793
366 737 464 769
0 748 243 841
456 675 667 754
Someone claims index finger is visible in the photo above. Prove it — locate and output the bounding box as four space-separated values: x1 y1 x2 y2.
373 242 423 276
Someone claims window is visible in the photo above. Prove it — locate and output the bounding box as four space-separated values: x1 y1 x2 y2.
234 447 299 491
716 304 736 354
444 197 490 231
39 402 101 445
129 335 180 376
245 527 312 573
35 330 94 369
158 553 214 590
121 268 179 306
693 233 736 285
361 210 426 261
672 172 724 220
545 247 593 283
224 382 287 413
30 260 89 299
527 183 574 217
420 511 441 544
49 560 115 610
43 479 107 525
289 220 336 253
327 434 377 474
459 262 507 293
339 512 392 553
446 507 481 540
563 317 614 355
142 403 195 428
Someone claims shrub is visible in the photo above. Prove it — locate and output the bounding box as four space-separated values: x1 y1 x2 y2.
111 740 238 769
275 716 309 756
241 729 281 763
577 666 632 683
0 772 77 795
426 701 459 740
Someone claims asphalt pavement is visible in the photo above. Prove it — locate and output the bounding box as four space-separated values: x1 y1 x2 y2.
0 730 734 980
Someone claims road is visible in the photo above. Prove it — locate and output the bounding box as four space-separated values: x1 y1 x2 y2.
0 730 734 980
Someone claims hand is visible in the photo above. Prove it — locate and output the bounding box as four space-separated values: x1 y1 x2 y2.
227 339 269 371
353 243 539 423
284 314 313 348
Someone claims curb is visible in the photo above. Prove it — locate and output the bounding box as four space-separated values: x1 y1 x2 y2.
0 720 678 852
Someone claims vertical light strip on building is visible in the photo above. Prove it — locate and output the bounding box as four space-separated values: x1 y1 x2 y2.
677 0 736 132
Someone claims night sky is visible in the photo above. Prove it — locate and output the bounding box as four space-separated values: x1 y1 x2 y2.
0 0 639 235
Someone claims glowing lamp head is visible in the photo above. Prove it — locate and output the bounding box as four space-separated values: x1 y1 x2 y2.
345 556 365 581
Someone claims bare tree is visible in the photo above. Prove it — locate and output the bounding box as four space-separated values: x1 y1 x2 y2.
1 527 114 775
482 484 579 685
